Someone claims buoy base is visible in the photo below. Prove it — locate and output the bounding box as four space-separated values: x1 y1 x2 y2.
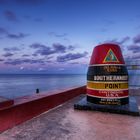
74 96 140 116
87 96 129 105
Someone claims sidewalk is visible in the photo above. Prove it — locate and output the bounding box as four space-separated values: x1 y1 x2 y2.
0 94 140 140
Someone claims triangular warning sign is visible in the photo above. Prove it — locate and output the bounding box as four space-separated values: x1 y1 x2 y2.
103 49 119 63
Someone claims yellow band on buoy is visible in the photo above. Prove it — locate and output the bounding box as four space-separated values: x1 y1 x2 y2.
87 81 128 90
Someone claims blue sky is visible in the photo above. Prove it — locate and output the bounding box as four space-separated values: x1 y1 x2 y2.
0 0 140 74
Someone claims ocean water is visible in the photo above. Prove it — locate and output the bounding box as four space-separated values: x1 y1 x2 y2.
0 74 139 99
0 74 86 99
129 74 140 88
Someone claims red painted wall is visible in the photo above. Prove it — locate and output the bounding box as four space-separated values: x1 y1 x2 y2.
0 86 86 133
0 97 14 110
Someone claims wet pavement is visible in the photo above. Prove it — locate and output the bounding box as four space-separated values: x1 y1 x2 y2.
0 94 140 140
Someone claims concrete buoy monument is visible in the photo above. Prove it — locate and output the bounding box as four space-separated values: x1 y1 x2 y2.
87 43 128 105
74 43 140 116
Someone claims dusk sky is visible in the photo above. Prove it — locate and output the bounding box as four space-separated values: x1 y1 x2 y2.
0 0 140 74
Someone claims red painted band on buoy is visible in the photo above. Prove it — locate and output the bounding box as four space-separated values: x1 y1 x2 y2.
87 89 129 98
89 44 125 65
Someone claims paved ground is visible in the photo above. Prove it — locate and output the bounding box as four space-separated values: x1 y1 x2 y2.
0 94 140 140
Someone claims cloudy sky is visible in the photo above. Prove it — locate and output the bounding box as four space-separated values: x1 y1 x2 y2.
0 0 140 74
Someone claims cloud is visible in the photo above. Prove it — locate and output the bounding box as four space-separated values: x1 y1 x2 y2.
4 47 21 51
125 52 140 61
58 68 65 71
57 52 88 62
30 43 46 49
32 53 38 56
67 45 75 50
3 52 14 57
133 34 140 43
127 44 140 53
102 36 130 45
119 37 130 44
4 58 45 65
4 10 18 22
52 43 74 52
0 27 29 39
31 44 55 55
7 33 29 39
48 32 67 38
22 54 30 57
102 39 118 44
30 43 76 56
38 67 45 71
0 27 8 35
20 66 24 70
5 59 22 65
52 43 67 53
36 48 54 55
0 59 4 61
131 53 140 59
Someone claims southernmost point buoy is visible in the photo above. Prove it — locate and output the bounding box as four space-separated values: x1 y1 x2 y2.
87 43 129 105
74 43 140 116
